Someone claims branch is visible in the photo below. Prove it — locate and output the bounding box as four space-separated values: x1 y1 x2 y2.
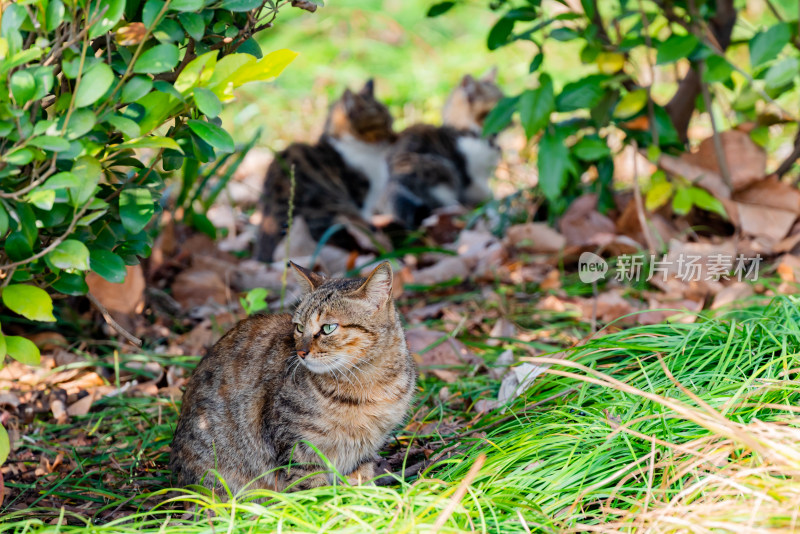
0 202 91 273
87 292 143 347
776 131 800 179
664 0 737 144
699 61 733 189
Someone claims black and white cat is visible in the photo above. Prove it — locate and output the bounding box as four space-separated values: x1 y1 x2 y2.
387 70 504 229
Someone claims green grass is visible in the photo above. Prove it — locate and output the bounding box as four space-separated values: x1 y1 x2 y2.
4 295 799 532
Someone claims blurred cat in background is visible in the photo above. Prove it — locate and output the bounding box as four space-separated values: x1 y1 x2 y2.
255 80 395 262
387 70 504 229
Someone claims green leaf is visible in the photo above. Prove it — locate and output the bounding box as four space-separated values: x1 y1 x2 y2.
61 108 97 139
750 23 791 69
613 89 648 119
538 128 570 203
134 44 179 74
0 424 10 466
107 114 142 139
4 233 33 262
74 62 114 107
750 125 769 148
655 33 700 65
89 249 127 283
765 57 799 90
483 95 519 136
175 51 218 93
688 186 727 218
42 171 81 191
3 147 34 166
645 180 674 211
2 284 56 322
207 50 297 101
488 17 514 51
117 136 183 152
6 335 40 365
672 187 692 215
187 119 235 152
71 156 103 206
120 188 155 234
193 87 222 117
134 91 181 134
153 18 185 43
170 0 204 10
572 136 611 161
27 189 56 210
0 204 8 237
703 54 734 83
52 272 89 295
28 135 71 152
48 239 90 271
427 2 455 17
121 75 154 103
46 0 66 32
220 0 263 11
556 75 607 112
178 12 204 40
88 0 125 39
143 0 166 28
529 52 543 73
10 69 36 102
519 75 554 139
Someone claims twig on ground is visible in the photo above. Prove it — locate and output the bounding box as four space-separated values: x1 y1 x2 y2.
87 293 143 347
699 62 733 190
631 141 657 254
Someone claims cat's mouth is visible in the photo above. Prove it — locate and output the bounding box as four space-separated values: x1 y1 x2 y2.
300 353 341 374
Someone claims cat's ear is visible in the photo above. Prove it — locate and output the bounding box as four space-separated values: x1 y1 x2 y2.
341 88 356 111
460 74 477 89
356 262 393 309
481 67 498 83
290 262 324 294
359 79 375 97
460 74 478 101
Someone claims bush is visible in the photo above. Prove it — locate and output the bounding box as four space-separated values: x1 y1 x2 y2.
433 0 783 218
0 0 302 366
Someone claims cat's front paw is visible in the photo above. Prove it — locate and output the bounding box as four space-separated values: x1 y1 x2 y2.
346 461 377 486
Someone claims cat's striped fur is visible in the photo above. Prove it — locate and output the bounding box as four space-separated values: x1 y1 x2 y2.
169 262 416 493
255 80 395 262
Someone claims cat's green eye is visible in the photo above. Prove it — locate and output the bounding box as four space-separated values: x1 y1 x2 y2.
295 324 304 333
321 323 338 335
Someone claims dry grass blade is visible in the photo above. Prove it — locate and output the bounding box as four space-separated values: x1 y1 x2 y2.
431 453 486 533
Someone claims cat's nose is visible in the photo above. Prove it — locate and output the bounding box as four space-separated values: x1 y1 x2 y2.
297 350 308 359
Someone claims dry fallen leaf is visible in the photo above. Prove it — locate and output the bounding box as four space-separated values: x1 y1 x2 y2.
682 130 766 192
487 319 516 346
86 265 146 315
67 394 94 417
405 327 480 383
172 268 230 310
559 194 616 246
411 257 470 286
711 283 755 310
505 223 566 253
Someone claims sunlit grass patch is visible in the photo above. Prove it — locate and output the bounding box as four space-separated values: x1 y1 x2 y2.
4 297 799 532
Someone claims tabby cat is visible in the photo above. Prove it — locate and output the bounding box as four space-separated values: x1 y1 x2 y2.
255 80 396 262
387 71 504 229
169 262 416 493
